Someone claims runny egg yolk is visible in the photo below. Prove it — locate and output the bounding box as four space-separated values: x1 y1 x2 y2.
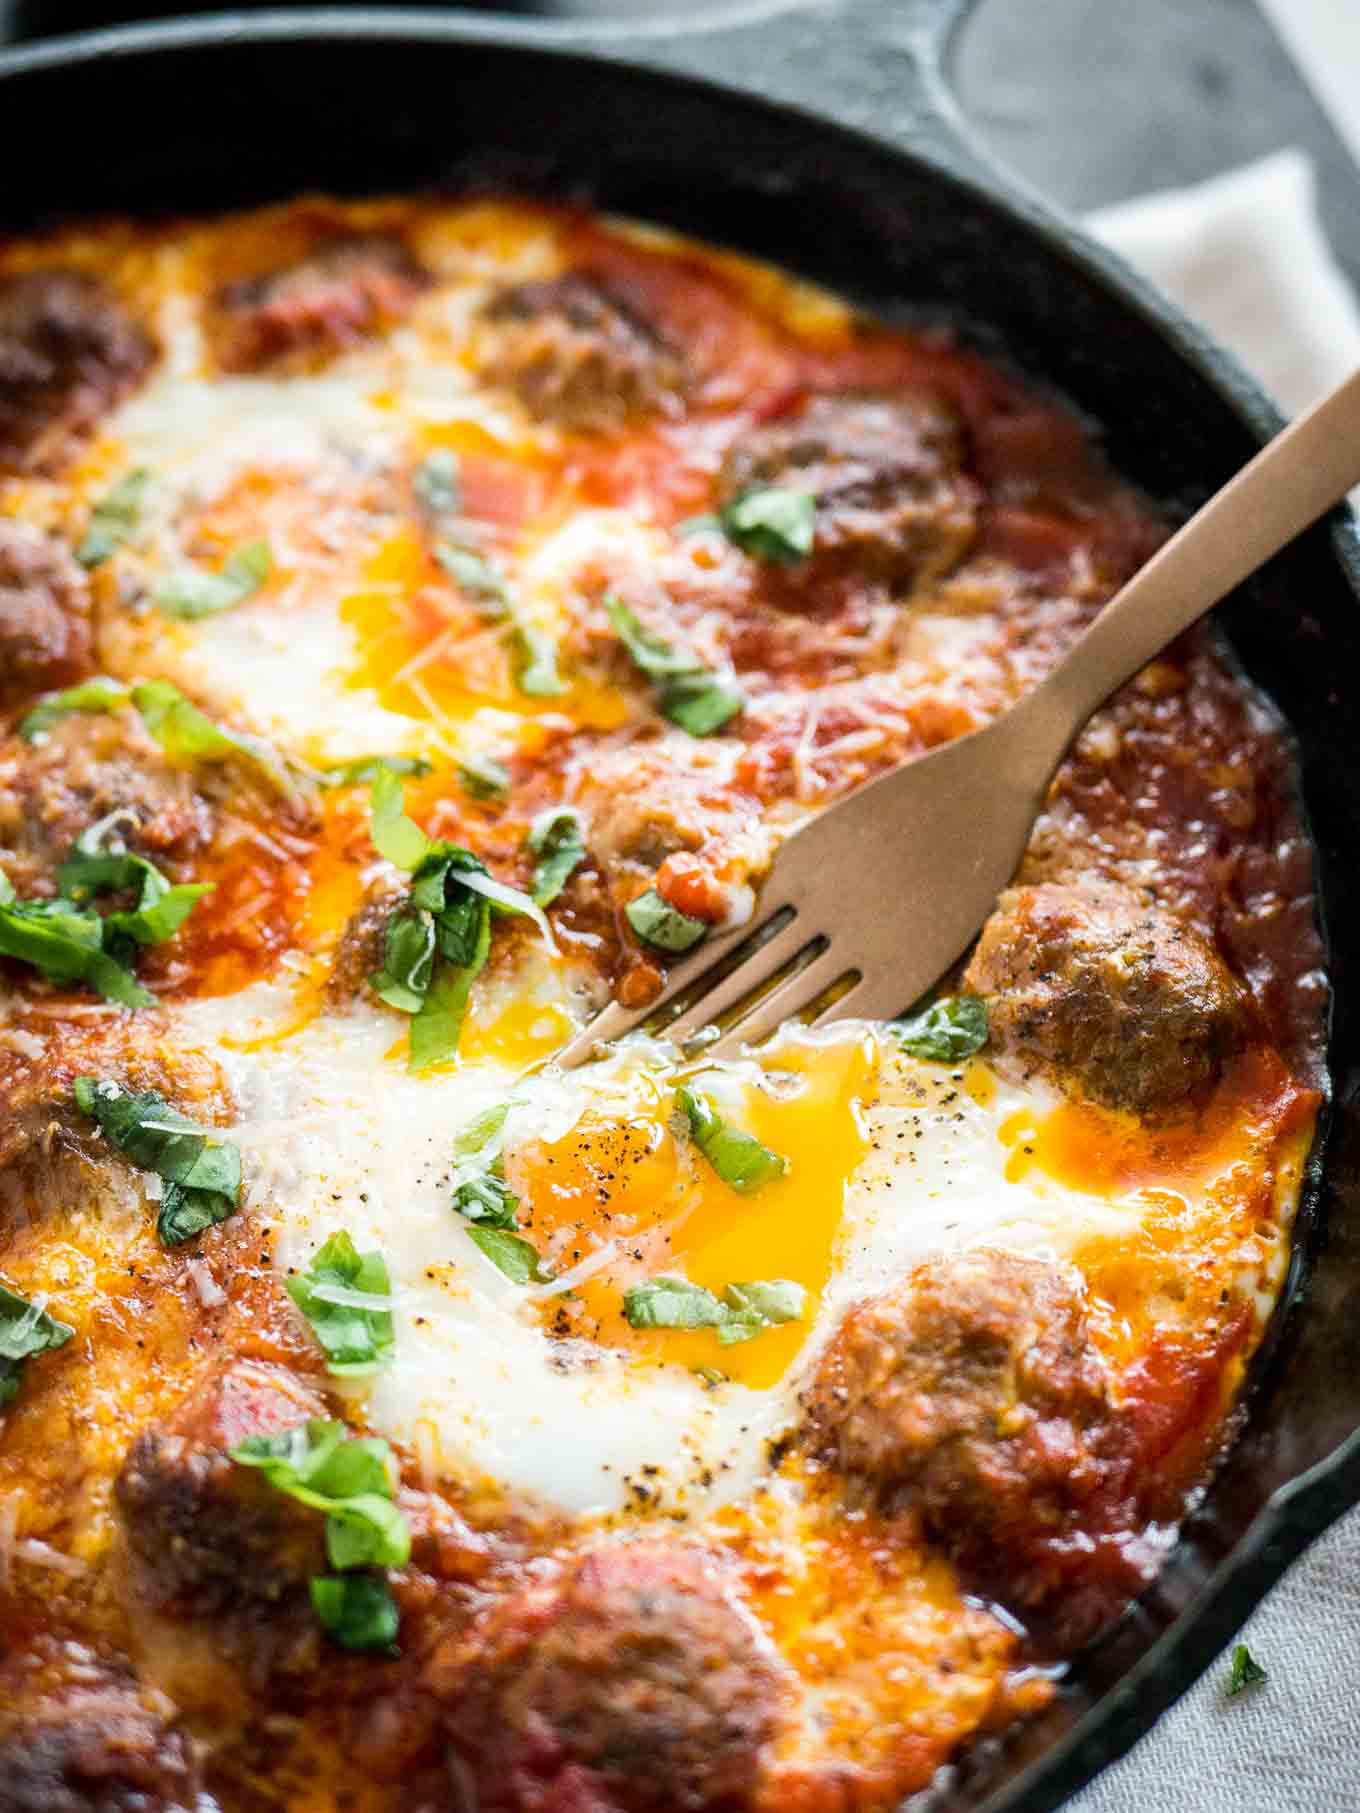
342 516 627 735
511 1028 878 1389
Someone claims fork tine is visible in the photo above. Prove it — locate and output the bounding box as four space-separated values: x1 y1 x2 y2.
554 907 794 1068
699 945 857 1058
659 916 823 1048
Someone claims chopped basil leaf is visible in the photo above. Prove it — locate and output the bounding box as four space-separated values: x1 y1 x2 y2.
0 888 152 1008
453 1168 519 1229
0 1281 73 1409
287 1232 395 1377
369 911 436 1014
232 1418 410 1652
58 818 211 951
155 538 272 619
451 1102 524 1232
78 468 151 567
435 543 510 617
677 1086 788 1194
527 808 586 907
467 1225 548 1285
891 995 989 1064
623 1277 728 1331
130 679 300 803
311 1574 401 1654
676 513 721 538
367 775 545 1068
369 767 432 872
622 1276 806 1343
458 753 511 801
413 449 461 519
657 669 746 738
511 620 565 697
73 1077 241 1245
19 675 129 742
435 540 567 698
317 754 432 790
716 1278 806 1345
409 904 489 1068
603 594 744 737
625 887 707 954
718 487 816 564
1227 1644 1268 1697
454 1103 511 1160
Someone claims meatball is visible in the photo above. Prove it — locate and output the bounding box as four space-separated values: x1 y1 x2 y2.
479 273 687 432
805 1250 1113 1597
0 520 92 709
114 1358 328 1619
211 235 429 373
720 390 979 591
0 708 212 896
962 879 1250 1116
0 271 154 475
429 1541 781 1812
0 1685 199 1813
326 871 410 1006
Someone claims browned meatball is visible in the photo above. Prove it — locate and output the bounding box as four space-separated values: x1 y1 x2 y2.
479 273 687 432
115 1359 328 1620
720 390 979 591
0 1684 200 1813
326 871 410 1006
0 709 212 896
962 879 1250 1115
0 271 154 475
0 520 92 708
211 235 429 373
429 1541 781 1812
805 1250 1114 1601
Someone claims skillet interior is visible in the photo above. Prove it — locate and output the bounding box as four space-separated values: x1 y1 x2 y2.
1 12 1359 1810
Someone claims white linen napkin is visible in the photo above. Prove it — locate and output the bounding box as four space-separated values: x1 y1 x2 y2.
1064 150 1360 1813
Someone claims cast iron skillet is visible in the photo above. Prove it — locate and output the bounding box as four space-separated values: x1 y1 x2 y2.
2 4 1359 1807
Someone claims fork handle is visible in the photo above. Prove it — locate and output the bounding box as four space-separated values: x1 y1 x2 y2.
1035 365 1360 732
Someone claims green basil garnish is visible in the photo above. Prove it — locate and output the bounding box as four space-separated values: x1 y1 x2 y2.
527 808 586 908
286 1232 395 1378
0 1282 74 1409
58 814 211 953
412 449 462 519
130 679 301 802
1226 1643 1268 1697
19 675 129 741
891 995 989 1064
603 594 744 737
718 487 816 564
73 1077 242 1245
232 1418 409 1654
317 754 432 790
0 868 154 1009
310 1574 401 1653
78 468 151 568
449 1105 546 1282
466 1225 548 1285
155 538 272 619
367 772 545 1068
622 1275 806 1346
625 886 707 954
458 753 511 802
18 676 301 804
433 540 566 699
677 1086 788 1194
